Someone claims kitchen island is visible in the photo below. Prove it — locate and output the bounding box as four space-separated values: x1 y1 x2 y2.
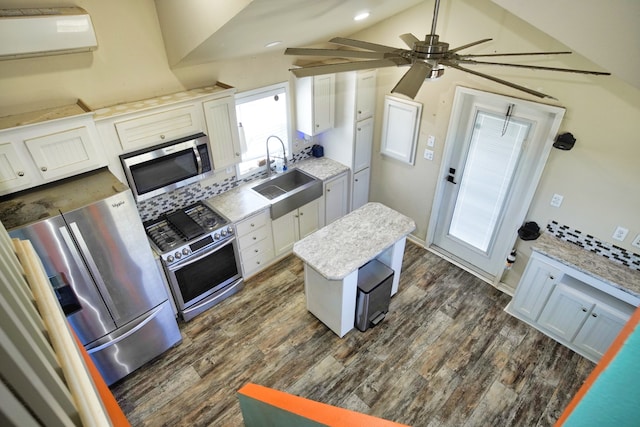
293 202 415 337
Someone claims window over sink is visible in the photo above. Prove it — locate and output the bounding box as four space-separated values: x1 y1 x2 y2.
235 82 291 178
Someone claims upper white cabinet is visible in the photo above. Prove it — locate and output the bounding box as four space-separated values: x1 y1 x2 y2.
202 95 242 170
380 95 422 165
94 84 239 183
295 74 335 136
506 250 637 363
113 104 203 151
320 70 377 211
0 111 106 196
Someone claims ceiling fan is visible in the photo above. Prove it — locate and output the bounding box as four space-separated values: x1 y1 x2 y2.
284 0 610 100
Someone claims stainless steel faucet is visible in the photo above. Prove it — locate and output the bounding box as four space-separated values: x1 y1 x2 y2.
265 135 288 176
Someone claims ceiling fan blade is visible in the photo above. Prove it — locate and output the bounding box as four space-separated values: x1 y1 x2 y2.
329 37 404 53
458 51 572 58
454 59 611 75
285 47 387 60
399 33 420 49
391 61 432 99
448 38 493 53
290 59 407 78
441 60 554 99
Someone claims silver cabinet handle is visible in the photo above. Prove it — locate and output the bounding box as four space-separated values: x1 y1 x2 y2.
17 171 25 177
40 166 48 172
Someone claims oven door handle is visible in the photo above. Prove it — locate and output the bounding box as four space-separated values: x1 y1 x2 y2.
193 146 203 175
168 236 236 271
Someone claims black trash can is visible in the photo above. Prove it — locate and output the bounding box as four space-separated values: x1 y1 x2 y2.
355 259 394 332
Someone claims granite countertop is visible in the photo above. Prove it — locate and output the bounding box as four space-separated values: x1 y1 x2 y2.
532 232 640 299
206 157 350 223
293 202 416 280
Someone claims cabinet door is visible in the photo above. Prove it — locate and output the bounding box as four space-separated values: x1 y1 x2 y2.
298 199 320 240
272 210 297 257
203 96 242 170
325 173 348 225
510 256 562 321
538 283 593 342
312 74 336 134
354 116 373 172
0 141 31 193
356 70 377 121
573 303 630 361
352 168 370 211
114 104 203 151
24 126 102 181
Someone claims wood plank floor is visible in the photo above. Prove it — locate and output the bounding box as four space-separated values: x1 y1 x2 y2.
111 241 594 426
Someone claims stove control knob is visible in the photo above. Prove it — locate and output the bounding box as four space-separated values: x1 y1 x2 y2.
221 229 228 237
175 251 182 260
182 248 190 256
214 232 221 240
227 226 234 235
166 255 174 263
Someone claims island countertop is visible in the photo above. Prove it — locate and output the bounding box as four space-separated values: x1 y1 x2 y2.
293 202 416 280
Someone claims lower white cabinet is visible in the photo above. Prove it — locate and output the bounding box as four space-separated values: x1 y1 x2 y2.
236 209 274 278
324 172 348 225
507 251 636 363
272 199 320 257
352 168 370 211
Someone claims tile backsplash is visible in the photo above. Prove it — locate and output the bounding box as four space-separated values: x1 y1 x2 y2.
547 221 640 271
136 146 313 222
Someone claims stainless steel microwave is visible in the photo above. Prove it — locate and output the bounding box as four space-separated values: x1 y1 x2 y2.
120 133 213 201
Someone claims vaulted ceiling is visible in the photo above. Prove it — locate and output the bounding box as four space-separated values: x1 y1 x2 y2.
155 0 639 90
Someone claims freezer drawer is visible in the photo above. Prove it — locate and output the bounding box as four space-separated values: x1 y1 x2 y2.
85 300 181 385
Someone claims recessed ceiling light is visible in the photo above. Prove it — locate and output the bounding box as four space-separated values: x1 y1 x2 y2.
353 11 370 21
265 41 282 48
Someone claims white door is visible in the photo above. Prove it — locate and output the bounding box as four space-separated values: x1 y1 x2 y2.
428 87 564 280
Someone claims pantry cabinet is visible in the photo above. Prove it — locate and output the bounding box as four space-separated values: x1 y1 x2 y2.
295 74 335 136
272 199 320 257
0 112 105 196
324 171 349 225
507 250 636 362
320 70 376 210
236 208 275 278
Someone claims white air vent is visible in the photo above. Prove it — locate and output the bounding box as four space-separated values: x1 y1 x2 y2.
0 7 97 60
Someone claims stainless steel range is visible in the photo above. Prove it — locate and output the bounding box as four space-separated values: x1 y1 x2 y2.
145 201 243 321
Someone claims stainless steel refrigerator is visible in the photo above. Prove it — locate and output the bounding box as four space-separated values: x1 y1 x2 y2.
0 169 182 385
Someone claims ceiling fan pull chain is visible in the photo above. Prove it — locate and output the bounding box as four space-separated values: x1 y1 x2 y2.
502 103 515 136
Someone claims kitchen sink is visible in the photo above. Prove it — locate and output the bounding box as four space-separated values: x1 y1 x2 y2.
252 168 323 219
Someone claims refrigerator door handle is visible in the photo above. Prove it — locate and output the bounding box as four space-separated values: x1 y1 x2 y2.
59 223 120 321
85 304 165 354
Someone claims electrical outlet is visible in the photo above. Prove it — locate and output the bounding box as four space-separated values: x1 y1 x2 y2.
550 194 563 207
612 226 629 241
427 135 435 147
631 234 640 249
424 149 434 161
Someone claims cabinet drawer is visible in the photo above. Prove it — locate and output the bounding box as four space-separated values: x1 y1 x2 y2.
240 237 274 261
236 210 270 236
238 225 271 249
242 245 275 278
115 104 203 151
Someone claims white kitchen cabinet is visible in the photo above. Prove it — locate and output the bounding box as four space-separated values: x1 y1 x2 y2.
0 112 106 196
509 255 562 322
380 95 422 165
0 141 31 192
202 95 242 170
324 171 349 225
272 199 320 257
320 70 376 211
352 168 370 211
113 104 203 151
236 209 275 278
295 74 335 136
506 250 636 362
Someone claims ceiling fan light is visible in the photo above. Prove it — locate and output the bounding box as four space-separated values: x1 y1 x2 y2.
428 64 445 80
354 11 370 21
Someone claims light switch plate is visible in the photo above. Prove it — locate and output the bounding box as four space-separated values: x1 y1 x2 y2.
424 149 434 161
632 234 640 249
427 135 435 147
550 194 563 207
